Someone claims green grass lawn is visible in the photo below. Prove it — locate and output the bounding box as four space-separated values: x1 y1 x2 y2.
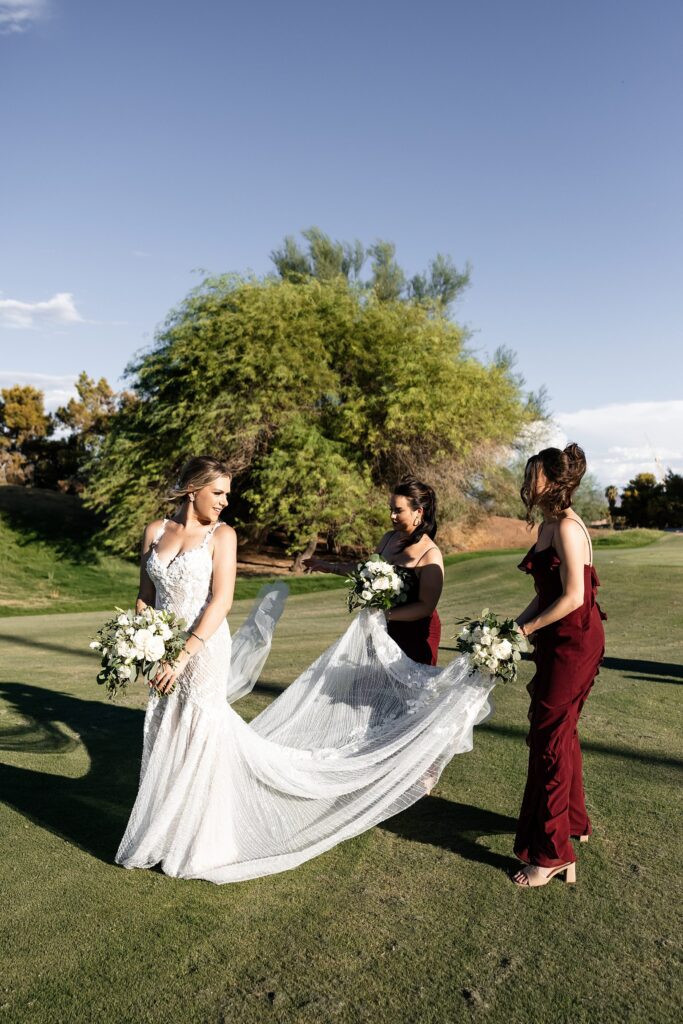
1 527 682 1022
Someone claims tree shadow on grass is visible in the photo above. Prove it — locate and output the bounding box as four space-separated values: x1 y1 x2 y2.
479 722 683 771
381 795 518 870
0 632 99 662
4 676 679 874
600 656 683 685
0 682 143 862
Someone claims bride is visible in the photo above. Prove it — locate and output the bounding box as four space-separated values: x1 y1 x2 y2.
115 456 496 883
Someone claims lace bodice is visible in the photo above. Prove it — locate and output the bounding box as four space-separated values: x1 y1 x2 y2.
147 519 222 623
145 519 230 710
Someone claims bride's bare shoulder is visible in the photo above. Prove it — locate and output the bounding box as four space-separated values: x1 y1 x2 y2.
213 522 237 550
143 518 166 541
139 518 167 556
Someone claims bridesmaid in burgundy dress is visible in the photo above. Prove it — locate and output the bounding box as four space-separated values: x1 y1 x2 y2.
512 443 606 887
305 478 444 666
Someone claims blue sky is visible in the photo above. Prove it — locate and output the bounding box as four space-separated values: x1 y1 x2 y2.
1 0 681 486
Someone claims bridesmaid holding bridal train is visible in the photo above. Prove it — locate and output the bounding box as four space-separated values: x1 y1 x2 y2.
512 443 606 887
116 458 494 883
306 478 443 665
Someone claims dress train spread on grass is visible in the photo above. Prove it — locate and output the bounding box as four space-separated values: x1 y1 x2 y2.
116 522 495 883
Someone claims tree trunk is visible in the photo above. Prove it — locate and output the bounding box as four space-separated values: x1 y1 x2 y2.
290 535 319 574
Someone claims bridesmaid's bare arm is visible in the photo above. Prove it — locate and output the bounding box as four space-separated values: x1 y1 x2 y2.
304 532 394 576
303 556 357 576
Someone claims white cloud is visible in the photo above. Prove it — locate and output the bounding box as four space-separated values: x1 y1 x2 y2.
0 371 77 412
554 401 683 488
0 1 47 34
0 292 83 329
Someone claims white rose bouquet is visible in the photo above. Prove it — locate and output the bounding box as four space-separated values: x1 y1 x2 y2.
454 608 531 684
346 554 411 612
89 607 188 698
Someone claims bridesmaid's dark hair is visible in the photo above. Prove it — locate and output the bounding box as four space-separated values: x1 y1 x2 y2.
521 442 587 525
393 477 438 548
167 455 232 502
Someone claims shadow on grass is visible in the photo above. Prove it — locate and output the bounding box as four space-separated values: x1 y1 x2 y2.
442 649 682 687
479 722 683 770
1 678 518 874
381 796 517 870
0 682 142 862
253 679 287 699
600 656 683 684
3 679 680 874
0 632 99 662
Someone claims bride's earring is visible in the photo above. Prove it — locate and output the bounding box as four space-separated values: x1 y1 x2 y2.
189 493 195 503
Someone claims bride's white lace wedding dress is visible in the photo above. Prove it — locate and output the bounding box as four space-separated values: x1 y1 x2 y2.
115 521 496 883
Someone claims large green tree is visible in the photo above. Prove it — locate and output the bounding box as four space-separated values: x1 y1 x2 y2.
87 267 537 560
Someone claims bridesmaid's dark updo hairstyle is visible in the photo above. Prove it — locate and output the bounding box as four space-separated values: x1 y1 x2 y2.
393 477 438 548
521 442 587 525
167 455 232 503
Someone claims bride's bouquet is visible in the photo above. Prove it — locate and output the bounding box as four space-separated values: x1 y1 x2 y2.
90 607 188 698
346 554 411 612
454 609 531 684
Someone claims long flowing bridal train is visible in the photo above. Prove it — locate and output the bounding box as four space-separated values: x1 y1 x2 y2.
115 522 496 883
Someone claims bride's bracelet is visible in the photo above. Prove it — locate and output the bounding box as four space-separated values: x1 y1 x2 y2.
191 631 206 646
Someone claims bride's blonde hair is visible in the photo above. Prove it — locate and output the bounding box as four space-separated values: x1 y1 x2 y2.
167 456 232 502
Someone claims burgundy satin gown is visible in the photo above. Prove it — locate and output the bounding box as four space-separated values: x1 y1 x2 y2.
514 542 606 867
387 568 441 666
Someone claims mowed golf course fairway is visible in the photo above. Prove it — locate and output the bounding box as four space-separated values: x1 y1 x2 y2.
1 536 681 1024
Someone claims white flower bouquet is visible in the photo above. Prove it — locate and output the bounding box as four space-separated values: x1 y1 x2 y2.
346 554 411 612
90 607 188 698
454 608 531 684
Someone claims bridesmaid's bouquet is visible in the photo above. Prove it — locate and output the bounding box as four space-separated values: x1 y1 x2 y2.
346 554 411 612
89 607 188 698
454 609 531 684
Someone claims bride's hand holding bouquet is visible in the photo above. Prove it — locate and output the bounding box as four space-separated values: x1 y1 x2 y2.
90 606 189 698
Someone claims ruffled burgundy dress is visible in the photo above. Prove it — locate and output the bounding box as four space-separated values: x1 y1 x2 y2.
514 542 606 867
387 567 441 666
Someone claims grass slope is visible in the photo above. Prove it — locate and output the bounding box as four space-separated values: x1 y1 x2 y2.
0 486 349 616
1 536 682 1023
